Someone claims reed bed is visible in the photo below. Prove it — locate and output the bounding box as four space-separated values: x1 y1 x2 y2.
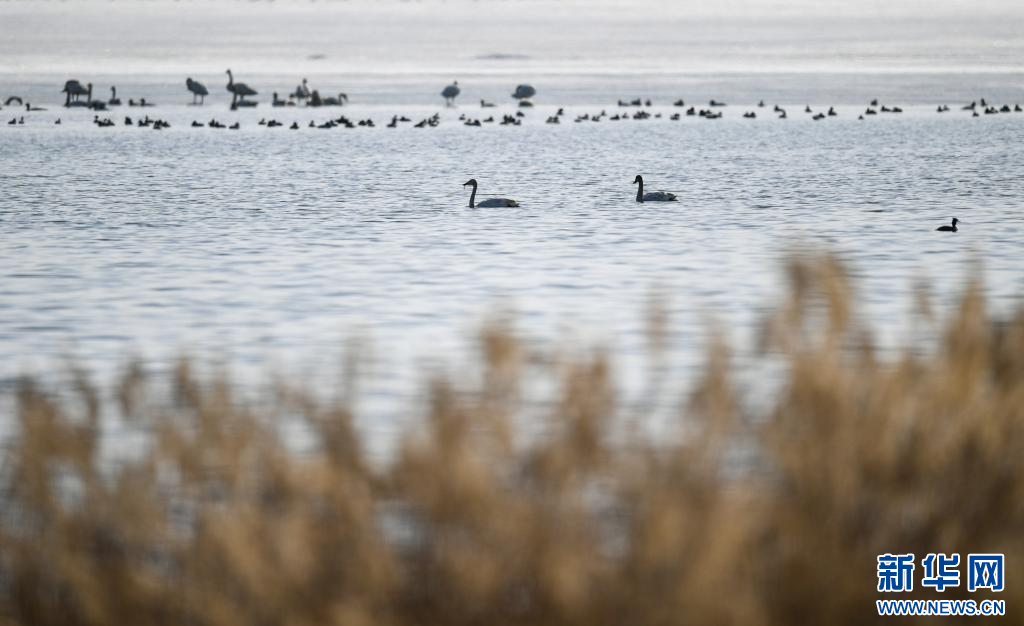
2 254 1022 626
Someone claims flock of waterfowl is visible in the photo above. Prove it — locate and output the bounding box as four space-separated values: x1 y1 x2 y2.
0 73 1000 232
463 175 960 232
3 72 1022 130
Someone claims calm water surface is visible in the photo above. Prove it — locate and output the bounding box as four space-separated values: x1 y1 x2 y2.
1 1 1023 438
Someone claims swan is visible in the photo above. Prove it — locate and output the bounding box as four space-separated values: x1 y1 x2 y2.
322 92 348 106
108 86 122 106
512 84 536 101
225 70 257 103
442 81 460 106
292 78 310 101
633 175 677 203
936 218 959 232
463 179 519 208
186 77 209 105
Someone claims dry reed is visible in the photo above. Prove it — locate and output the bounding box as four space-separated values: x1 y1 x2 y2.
2 253 1022 626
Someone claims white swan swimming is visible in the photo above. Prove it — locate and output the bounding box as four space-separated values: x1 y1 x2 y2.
633 175 677 203
464 179 519 208
442 81 460 106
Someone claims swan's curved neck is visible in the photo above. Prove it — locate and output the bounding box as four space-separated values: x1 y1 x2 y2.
635 179 644 202
468 182 477 208
227 71 234 88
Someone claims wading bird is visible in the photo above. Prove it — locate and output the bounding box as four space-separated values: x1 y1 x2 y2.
225 70 257 107
442 81 460 106
186 77 209 105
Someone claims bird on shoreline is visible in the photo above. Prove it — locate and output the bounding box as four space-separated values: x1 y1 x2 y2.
62 80 92 107
463 179 519 208
512 84 536 107
225 70 257 108
109 86 122 106
187 78 209 105
633 175 677 203
292 78 310 102
936 218 960 232
442 81 460 106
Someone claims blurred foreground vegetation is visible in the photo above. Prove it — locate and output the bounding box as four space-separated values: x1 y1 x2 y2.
1 254 1022 625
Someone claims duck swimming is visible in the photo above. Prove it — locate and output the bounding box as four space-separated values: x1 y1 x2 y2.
633 175 677 202
463 179 519 208
936 217 959 232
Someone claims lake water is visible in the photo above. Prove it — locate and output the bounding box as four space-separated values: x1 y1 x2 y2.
1 0 1023 437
